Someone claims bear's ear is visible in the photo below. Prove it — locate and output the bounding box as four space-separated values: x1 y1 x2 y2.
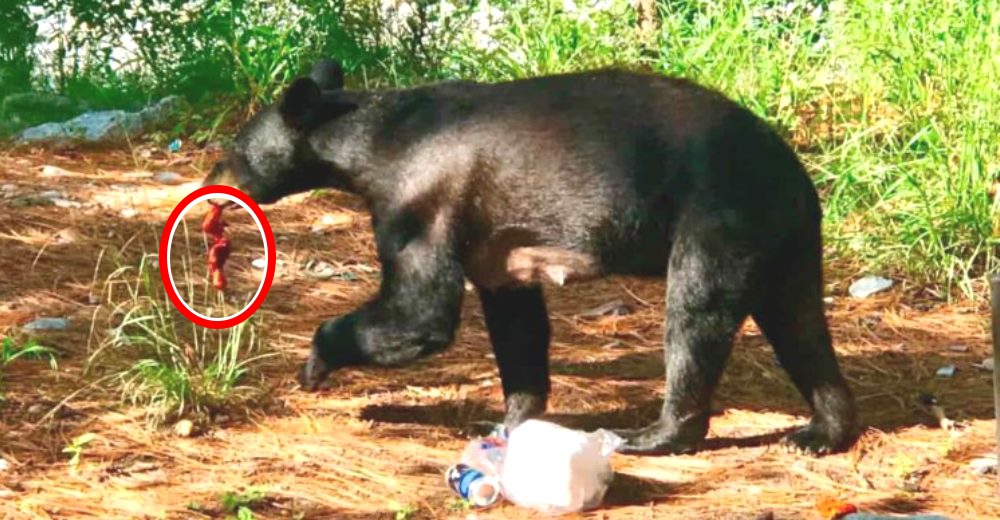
310 58 344 91
279 77 323 128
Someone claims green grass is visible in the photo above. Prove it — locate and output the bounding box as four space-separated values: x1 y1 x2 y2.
4 0 999 295
89 222 273 426
62 432 98 470
0 336 58 400
220 486 268 519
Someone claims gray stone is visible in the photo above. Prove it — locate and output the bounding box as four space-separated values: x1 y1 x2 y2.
848 275 894 298
578 299 633 319
52 198 83 209
40 165 76 178
935 364 956 378
17 96 183 148
153 171 186 185
23 317 69 331
303 260 337 279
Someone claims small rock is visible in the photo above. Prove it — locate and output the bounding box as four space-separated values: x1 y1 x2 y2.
303 259 337 280
849 275 894 298
969 455 998 475
37 190 65 199
0 458 9 472
947 344 968 353
935 365 956 378
173 419 194 438
251 258 285 270
578 299 633 319
23 317 69 331
120 208 138 218
976 358 995 372
40 165 76 178
55 229 80 244
823 296 834 305
52 198 83 209
154 171 186 185
310 213 353 233
27 403 45 415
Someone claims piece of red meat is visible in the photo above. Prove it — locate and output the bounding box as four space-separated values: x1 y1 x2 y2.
202 202 230 290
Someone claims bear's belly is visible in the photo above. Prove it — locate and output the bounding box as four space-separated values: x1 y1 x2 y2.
462 229 601 290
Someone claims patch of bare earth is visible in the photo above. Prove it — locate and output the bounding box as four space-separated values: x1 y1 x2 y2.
1 148 997 519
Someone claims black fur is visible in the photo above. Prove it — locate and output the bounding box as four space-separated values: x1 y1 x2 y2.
204 60 859 455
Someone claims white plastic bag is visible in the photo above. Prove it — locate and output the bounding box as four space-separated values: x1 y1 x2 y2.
500 419 623 515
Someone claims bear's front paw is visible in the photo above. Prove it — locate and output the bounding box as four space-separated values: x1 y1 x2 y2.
299 315 364 391
298 352 332 391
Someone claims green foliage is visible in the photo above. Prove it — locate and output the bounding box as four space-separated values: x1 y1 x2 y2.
447 497 473 512
0 0 37 94
0 336 58 400
221 486 268 519
62 432 98 469
388 500 418 520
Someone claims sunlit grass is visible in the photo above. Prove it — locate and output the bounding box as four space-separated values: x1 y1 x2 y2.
88 217 273 427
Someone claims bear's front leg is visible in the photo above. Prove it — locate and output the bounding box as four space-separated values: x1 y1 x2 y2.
299 231 465 390
477 285 551 430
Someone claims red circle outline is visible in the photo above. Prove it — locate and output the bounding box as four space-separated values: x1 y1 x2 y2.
158 185 276 329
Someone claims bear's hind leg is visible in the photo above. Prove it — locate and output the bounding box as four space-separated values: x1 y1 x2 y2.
616 217 759 454
751 233 859 454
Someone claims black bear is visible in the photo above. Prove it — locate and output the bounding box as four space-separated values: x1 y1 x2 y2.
204 59 858 455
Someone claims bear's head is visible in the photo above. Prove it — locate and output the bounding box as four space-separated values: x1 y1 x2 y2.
203 59 359 203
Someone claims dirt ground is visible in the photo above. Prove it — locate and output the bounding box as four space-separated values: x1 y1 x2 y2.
1 148 998 519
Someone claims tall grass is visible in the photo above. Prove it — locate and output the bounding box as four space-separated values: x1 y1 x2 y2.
90 218 272 426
